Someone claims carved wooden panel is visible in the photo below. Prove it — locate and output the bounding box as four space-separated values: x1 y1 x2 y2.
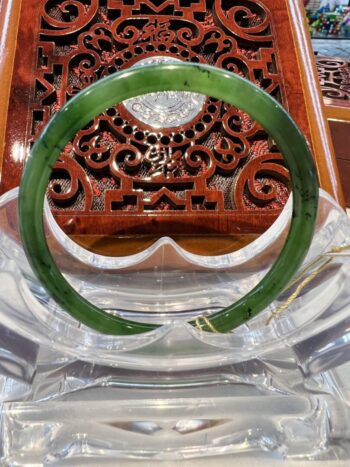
316 55 350 208
316 55 350 107
1 0 340 236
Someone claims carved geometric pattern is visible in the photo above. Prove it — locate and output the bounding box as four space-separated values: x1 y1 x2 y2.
30 0 289 221
315 55 350 104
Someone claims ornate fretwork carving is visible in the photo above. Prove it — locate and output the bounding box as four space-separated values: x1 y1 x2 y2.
316 56 350 104
29 0 290 228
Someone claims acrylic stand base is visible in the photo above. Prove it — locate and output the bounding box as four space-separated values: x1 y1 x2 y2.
1 189 350 464
2 353 350 464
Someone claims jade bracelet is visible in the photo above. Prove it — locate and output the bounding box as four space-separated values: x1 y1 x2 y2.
18 63 318 335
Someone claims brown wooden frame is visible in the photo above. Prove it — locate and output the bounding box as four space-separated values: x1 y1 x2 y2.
0 0 345 255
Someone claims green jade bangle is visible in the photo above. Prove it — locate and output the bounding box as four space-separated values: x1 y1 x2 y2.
18 64 318 335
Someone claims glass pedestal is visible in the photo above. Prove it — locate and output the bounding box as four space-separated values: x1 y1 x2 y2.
1 188 350 464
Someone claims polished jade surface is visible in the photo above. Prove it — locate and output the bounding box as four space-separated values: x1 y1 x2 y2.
18 63 318 335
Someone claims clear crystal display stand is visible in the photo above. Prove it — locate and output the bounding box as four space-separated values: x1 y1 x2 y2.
1 64 349 465
1 187 350 464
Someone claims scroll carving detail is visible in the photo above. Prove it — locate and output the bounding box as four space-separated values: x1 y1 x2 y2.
316 56 350 103
30 0 290 224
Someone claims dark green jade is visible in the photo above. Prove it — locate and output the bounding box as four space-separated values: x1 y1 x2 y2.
18 63 318 335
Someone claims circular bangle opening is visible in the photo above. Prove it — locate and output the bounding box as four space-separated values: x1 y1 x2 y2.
18 63 318 335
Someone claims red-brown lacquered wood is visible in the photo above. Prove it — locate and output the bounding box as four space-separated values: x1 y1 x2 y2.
0 0 344 250
334 156 350 206
286 1 344 207
0 0 22 174
328 119 350 206
69 233 259 257
313 55 350 206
